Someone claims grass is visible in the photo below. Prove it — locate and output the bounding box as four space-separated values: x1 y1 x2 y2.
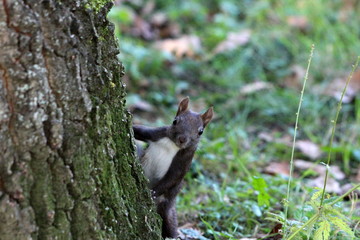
108 0 360 239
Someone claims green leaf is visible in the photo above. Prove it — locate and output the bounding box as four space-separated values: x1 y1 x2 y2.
258 192 270 207
313 220 330 240
266 212 285 224
252 177 270 207
311 188 324 202
328 216 355 237
325 206 347 220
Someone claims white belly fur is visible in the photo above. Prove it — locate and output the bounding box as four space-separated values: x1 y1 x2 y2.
141 137 180 186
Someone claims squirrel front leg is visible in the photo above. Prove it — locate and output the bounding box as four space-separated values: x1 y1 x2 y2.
152 149 194 197
157 198 178 238
132 125 168 142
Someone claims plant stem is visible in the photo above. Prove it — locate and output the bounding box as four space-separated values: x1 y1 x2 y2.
329 183 360 207
319 56 360 207
283 44 315 236
287 183 360 240
287 214 320 240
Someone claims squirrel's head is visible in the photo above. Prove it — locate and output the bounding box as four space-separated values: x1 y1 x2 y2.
168 97 213 149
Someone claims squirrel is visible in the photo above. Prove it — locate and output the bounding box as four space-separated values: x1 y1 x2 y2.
133 97 213 239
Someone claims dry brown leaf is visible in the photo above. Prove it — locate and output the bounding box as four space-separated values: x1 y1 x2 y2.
279 136 293 146
258 132 274 142
150 13 181 38
294 160 345 193
340 183 360 197
264 161 290 176
240 81 273 95
178 222 197 229
150 12 168 26
296 140 322 160
283 65 306 90
154 35 201 58
258 131 293 147
356 167 360 182
329 165 346 180
141 0 155 16
213 29 251 54
307 176 342 194
294 159 323 173
132 16 154 40
339 0 357 22
286 16 309 31
294 159 345 180
318 70 360 103
261 223 283 240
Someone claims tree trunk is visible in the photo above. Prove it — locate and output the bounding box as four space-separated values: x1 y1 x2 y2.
0 1 162 239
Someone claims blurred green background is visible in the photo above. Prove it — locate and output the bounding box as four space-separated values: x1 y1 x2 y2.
108 0 360 239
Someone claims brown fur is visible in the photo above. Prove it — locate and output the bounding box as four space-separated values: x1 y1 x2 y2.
133 97 213 238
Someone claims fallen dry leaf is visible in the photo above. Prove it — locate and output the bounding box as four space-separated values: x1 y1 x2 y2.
294 159 323 173
329 165 346 180
258 132 274 142
283 65 306 90
140 0 155 16
154 35 201 58
294 159 345 180
264 223 283 240
317 69 360 103
356 167 360 182
150 12 167 26
264 161 290 177
286 15 309 31
294 160 345 193
150 12 181 38
240 81 273 95
131 16 154 40
258 131 293 146
307 175 342 194
340 183 360 197
339 0 357 22
296 140 322 160
213 29 251 54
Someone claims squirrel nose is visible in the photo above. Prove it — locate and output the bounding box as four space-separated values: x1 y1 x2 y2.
178 135 187 145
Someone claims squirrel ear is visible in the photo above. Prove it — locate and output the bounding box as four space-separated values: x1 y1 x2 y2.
201 107 214 128
176 97 190 116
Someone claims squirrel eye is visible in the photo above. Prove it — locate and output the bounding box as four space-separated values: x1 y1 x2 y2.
173 119 177 125
198 129 204 136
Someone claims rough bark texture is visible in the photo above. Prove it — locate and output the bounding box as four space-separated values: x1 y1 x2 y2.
0 0 162 239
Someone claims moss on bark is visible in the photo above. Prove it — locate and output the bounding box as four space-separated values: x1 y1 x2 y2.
0 0 162 239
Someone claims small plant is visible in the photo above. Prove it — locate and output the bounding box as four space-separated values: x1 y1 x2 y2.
268 184 360 239
275 54 360 239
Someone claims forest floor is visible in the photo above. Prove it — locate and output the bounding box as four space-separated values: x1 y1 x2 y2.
109 1 360 239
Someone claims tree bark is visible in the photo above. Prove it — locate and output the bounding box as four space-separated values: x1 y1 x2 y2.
0 1 161 239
